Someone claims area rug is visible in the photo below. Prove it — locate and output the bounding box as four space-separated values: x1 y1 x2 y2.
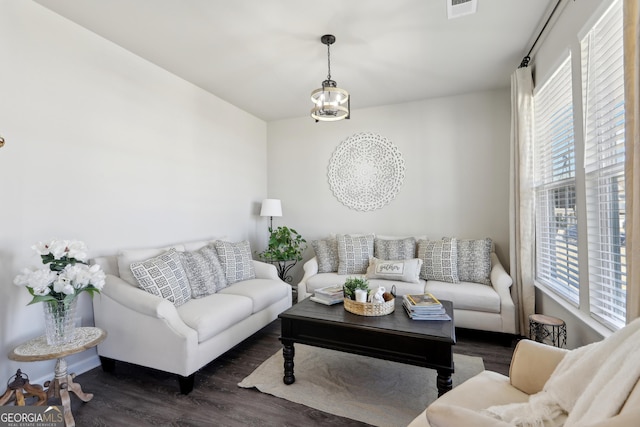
238 344 484 427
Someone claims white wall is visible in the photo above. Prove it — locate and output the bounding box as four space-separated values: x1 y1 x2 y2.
0 1 267 385
267 90 512 283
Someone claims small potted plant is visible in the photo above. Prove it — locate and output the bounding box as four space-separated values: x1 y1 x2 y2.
343 277 369 301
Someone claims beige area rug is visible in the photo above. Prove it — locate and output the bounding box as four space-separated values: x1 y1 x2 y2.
238 344 484 427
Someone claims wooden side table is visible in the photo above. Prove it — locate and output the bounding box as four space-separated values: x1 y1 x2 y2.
8 327 107 427
529 314 567 348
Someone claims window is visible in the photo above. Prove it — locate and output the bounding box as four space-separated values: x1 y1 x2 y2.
533 0 626 331
581 0 626 329
534 55 579 303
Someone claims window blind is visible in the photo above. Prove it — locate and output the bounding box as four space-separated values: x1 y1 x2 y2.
581 0 626 329
534 55 579 303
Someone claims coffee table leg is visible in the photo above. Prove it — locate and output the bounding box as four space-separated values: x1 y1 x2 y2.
436 369 452 396
282 341 295 385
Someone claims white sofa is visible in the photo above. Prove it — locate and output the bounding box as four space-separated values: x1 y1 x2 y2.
92 240 292 394
298 237 516 334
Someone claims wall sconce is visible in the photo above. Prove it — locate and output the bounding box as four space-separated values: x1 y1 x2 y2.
0 135 5 148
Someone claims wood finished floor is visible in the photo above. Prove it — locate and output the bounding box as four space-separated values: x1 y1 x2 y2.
69 320 517 427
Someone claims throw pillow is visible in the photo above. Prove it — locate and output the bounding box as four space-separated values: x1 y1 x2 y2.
417 239 459 283
337 234 375 275
365 257 423 283
178 245 227 298
214 240 256 285
374 237 417 260
452 237 492 285
117 244 186 286
130 248 191 306
311 238 339 273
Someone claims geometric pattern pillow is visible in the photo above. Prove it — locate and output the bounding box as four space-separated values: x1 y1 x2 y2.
417 239 459 283
456 238 492 285
374 237 417 260
337 234 374 275
201 244 228 290
178 245 226 298
214 240 256 285
130 248 191 306
311 238 339 273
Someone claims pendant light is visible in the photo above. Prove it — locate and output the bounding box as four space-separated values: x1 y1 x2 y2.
310 34 350 122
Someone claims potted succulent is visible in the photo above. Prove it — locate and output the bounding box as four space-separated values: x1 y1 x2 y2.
343 277 369 301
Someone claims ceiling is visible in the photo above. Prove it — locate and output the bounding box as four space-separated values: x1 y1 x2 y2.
34 0 553 122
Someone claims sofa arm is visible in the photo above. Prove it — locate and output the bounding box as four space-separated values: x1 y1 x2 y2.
253 260 279 281
490 253 517 334
101 274 178 319
509 339 569 395
296 257 319 302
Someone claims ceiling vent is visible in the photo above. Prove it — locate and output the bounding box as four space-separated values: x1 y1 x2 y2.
447 0 477 19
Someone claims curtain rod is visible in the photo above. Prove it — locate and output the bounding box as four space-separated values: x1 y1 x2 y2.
519 0 564 68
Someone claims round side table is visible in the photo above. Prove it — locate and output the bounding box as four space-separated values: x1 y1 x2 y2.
529 314 567 348
8 327 107 427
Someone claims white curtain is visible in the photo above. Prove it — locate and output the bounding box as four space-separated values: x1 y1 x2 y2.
624 0 640 323
509 67 536 336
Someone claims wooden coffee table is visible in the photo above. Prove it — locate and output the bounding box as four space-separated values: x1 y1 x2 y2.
279 298 456 396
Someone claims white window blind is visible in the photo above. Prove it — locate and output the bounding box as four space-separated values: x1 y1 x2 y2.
581 0 626 329
534 55 579 303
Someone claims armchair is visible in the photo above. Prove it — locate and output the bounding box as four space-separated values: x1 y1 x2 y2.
409 337 640 427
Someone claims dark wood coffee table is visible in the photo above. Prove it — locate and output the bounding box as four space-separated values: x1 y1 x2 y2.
279 298 456 396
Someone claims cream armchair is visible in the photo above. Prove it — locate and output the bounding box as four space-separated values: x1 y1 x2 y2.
408 339 640 427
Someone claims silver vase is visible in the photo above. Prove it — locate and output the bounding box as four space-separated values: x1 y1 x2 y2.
42 297 78 346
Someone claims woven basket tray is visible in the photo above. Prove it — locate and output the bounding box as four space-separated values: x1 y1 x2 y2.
343 297 395 316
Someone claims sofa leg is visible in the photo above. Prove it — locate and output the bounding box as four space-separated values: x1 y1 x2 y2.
178 373 195 394
99 356 116 373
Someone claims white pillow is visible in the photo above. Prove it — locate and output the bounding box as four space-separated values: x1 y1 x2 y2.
130 249 191 306
366 257 423 283
117 244 185 285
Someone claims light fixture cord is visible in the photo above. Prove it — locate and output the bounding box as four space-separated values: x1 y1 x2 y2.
326 42 332 81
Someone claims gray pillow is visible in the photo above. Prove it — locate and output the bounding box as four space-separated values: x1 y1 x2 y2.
417 239 459 283
130 248 191 306
178 245 227 298
311 238 339 273
455 238 492 285
374 237 417 260
214 240 256 285
337 234 374 275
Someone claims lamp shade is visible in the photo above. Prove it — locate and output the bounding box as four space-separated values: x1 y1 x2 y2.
260 199 282 217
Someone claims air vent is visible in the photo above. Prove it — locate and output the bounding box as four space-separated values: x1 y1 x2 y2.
447 0 477 19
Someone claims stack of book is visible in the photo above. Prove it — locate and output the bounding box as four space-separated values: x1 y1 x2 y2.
310 285 344 305
402 293 451 321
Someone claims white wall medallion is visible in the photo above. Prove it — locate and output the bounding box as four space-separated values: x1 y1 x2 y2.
327 132 405 211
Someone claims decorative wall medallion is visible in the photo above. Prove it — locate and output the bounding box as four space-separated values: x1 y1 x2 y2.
327 132 405 211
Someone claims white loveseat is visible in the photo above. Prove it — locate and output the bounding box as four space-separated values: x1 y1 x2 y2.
92 239 292 394
298 235 516 334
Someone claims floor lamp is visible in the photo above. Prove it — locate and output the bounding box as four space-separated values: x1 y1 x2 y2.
260 199 282 231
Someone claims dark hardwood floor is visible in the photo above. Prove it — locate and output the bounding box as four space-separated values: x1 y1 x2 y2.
69 320 517 427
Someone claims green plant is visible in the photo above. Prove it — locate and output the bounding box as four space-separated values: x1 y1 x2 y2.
343 277 369 300
260 226 307 262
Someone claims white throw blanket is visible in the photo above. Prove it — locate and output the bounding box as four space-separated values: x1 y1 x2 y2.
484 317 640 427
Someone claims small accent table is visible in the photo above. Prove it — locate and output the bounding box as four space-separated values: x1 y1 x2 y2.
264 259 298 300
8 327 107 427
529 314 566 348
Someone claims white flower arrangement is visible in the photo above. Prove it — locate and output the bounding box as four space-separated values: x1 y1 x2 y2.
14 240 106 305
